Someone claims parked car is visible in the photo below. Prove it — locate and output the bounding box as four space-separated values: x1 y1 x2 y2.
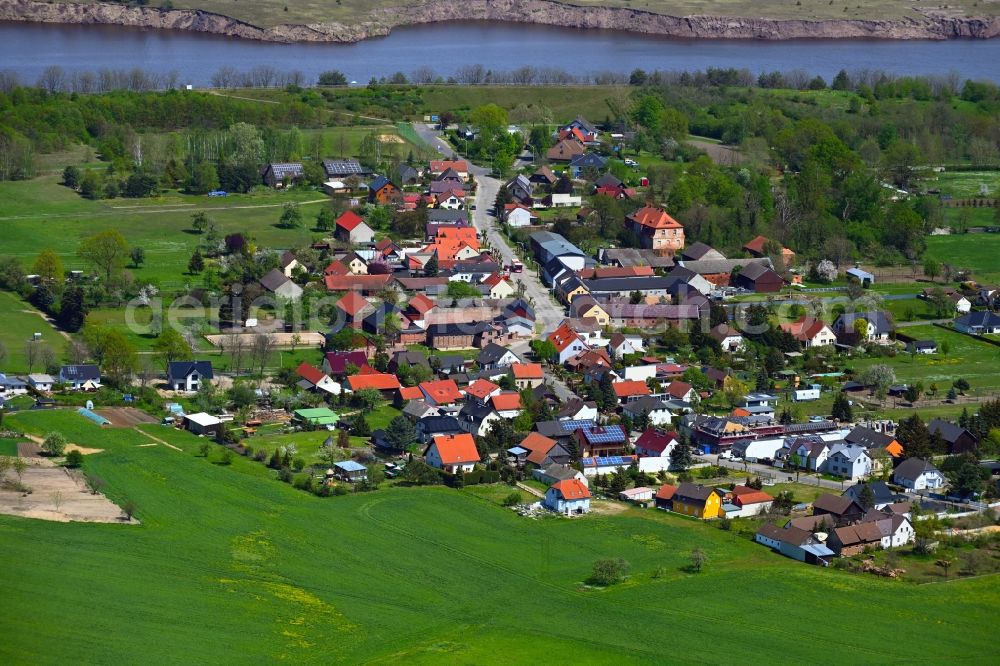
624 158 638 167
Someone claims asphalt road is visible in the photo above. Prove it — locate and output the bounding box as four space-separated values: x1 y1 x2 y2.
414 123 566 335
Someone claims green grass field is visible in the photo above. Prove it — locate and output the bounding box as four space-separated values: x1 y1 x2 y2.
0 408 997 662
926 233 1000 284
853 324 1000 394
926 171 1000 199
0 291 68 374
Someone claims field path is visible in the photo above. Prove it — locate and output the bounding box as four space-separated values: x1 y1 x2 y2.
132 427 183 451
515 481 544 499
20 308 71 340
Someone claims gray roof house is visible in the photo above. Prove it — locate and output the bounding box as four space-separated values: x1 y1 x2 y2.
477 343 521 371
167 360 214 393
954 311 1000 335
832 311 892 343
58 364 101 389
892 458 946 491
260 269 304 301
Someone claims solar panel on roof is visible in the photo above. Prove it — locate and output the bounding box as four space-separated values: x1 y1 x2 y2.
582 426 626 444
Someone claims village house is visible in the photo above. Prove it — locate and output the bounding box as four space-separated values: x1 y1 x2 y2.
279 251 300 278
824 443 873 481
419 379 463 407
709 323 745 352
367 175 399 205
811 494 866 526
671 483 722 519
574 424 629 458
623 397 672 427
262 162 304 188
543 479 591 515
780 316 837 348
167 360 213 393
504 203 538 228
743 235 796 266
733 263 784 293
335 211 376 245
322 350 370 377
626 206 685 254
755 524 835 565
927 418 978 454
416 415 464 444
425 433 481 473
727 486 774 517
654 484 678 510
892 457 946 490
295 362 341 396
58 364 101 390
322 158 371 180
25 374 52 392
509 363 544 390
833 311 893 344
260 268 303 301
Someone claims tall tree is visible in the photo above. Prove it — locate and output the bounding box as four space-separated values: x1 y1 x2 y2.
32 250 64 291
78 229 129 284
57 285 87 333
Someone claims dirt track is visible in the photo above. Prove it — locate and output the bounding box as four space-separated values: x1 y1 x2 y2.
96 407 159 428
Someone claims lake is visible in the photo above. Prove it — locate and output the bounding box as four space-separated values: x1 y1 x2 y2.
1 21 998 86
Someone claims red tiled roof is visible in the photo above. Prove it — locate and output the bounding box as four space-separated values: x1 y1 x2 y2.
398 386 423 401
347 373 401 391
634 428 678 455
407 294 436 315
511 363 543 380
552 479 590 500
628 206 682 230
490 392 522 411
731 485 774 506
296 362 327 386
521 432 557 455
465 378 501 401
420 379 463 405
548 322 583 354
323 260 350 276
665 381 693 400
336 210 365 232
324 274 392 292
612 380 651 399
656 484 678 500
432 433 480 465
430 159 469 173
336 291 371 317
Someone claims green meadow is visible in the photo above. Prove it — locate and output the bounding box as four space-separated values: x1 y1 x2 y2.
0 408 996 663
0 290 68 373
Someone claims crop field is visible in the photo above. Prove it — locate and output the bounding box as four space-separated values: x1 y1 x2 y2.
0 408 996 663
0 291 68 374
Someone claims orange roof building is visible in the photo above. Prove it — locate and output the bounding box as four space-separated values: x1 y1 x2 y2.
347 373 401 392
612 380 652 401
427 433 481 472
419 379 463 406
490 391 522 413
465 378 501 403
545 479 591 512
397 385 424 402
520 432 559 466
626 206 684 254
548 321 588 362
510 363 544 381
336 291 372 320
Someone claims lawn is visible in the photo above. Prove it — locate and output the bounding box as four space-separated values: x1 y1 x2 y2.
925 232 1000 284
853 324 1000 395
926 171 1000 199
0 407 997 662
0 176 329 289
0 291 68 374
0 439 19 456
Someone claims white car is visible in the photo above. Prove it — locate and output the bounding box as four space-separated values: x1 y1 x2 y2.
624 158 638 167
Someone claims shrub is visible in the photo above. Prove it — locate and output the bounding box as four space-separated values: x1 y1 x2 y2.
292 457 305 472
220 448 234 465
42 432 67 456
502 491 522 506
589 558 630 586
198 442 211 457
64 450 84 468
278 466 293 483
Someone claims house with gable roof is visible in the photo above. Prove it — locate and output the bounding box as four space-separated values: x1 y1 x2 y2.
335 211 375 245
425 433 480 473
626 206 684 254
543 479 591 515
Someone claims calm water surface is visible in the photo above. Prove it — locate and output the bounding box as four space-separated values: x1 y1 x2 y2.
1 21 998 85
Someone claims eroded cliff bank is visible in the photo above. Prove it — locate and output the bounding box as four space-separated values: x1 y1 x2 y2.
1 0 998 43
